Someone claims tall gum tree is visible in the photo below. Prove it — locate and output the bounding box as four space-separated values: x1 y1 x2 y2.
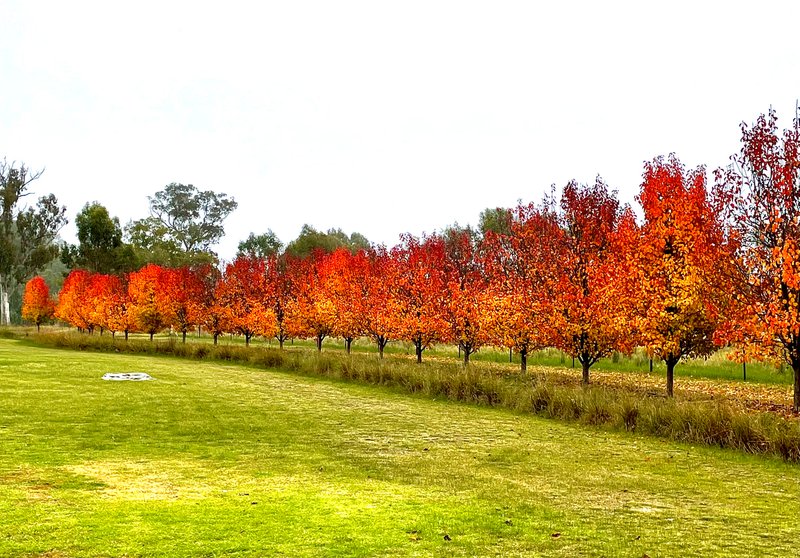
0 160 66 324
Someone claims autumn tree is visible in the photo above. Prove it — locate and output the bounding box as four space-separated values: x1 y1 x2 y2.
481 203 561 371
127 264 171 340
441 227 489 365
162 266 206 342
358 247 398 358
195 264 228 345
21 276 55 331
55 269 94 332
218 256 271 346
321 248 365 353
391 234 448 363
553 179 635 384
99 274 134 340
635 155 731 397
288 252 338 351
715 108 800 411
263 254 296 349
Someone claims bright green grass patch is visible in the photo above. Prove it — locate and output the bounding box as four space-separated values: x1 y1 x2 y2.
1 339 799 557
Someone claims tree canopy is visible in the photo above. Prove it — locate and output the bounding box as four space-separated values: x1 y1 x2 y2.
127 183 237 266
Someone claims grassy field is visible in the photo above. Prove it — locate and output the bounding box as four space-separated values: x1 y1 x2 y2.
1 338 800 557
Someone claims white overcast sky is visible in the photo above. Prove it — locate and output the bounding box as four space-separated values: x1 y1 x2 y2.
1 1 799 260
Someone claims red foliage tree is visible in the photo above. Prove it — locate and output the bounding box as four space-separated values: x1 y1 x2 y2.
553 179 635 384
715 108 800 410
262 254 296 349
441 228 489 365
163 266 206 342
21 276 55 331
358 247 398 358
321 248 366 353
288 252 338 351
482 203 562 371
391 235 448 363
195 264 228 345
218 256 271 346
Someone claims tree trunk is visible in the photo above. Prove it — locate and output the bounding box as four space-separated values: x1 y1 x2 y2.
316 335 323 352
581 358 590 385
245 334 251 347
182 330 187 343
377 336 387 359
125 330 129 341
149 332 154 341
743 361 747 382
666 357 677 398
520 349 527 372
213 333 219 345
793 361 800 413
415 340 423 363
0 283 9 326
279 337 284 350
345 338 352 354
36 323 40 332
463 345 470 366
509 347 513 363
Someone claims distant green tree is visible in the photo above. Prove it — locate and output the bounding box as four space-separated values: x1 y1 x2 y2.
237 230 283 259
285 224 370 258
126 182 237 266
478 207 513 237
73 202 133 273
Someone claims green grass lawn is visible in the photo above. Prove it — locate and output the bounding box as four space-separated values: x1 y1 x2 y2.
1 338 799 557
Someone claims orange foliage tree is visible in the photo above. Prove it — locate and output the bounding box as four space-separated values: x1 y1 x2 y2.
391 235 448 363
441 228 489 365
99 274 134 340
262 254 296 349
127 264 171 340
289 252 338 351
321 248 367 353
218 256 271 346
55 270 94 332
715 108 800 410
195 264 228 345
634 155 732 397
553 179 635 384
163 266 206 342
21 276 55 331
481 203 561 371
358 247 398 358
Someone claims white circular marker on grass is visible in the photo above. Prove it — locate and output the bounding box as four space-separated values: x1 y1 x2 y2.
102 373 155 381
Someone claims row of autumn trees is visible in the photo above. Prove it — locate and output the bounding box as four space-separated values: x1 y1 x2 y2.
21 109 800 411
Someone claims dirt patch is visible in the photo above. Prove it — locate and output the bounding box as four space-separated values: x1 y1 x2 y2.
63 459 224 501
